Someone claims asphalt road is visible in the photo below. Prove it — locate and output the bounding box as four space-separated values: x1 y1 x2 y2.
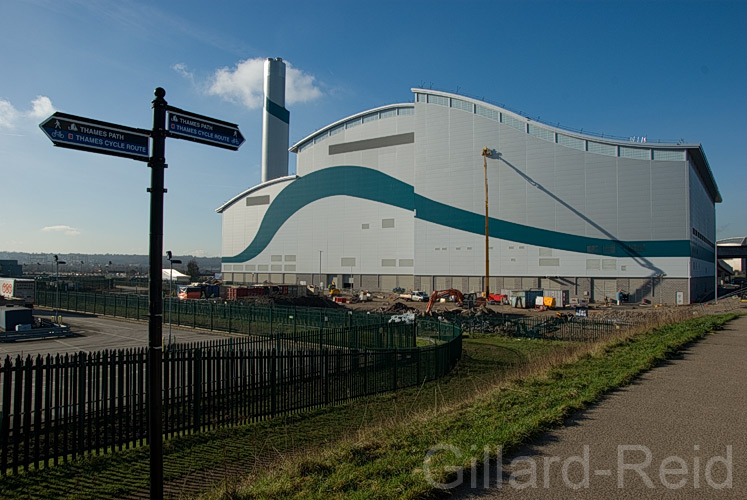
0 309 235 358
447 315 747 499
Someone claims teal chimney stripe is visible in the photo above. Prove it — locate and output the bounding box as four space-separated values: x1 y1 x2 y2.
266 97 290 124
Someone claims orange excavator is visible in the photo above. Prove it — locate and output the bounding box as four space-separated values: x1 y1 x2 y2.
425 289 466 314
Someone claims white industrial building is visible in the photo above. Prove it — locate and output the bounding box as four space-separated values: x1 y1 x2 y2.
217 59 721 304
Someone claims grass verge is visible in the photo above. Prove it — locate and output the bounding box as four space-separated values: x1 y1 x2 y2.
217 313 737 500
0 334 562 499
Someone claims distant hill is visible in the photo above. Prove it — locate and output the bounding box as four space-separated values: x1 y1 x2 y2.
0 251 221 274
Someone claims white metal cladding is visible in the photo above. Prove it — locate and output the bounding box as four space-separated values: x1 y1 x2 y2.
220 88 718 295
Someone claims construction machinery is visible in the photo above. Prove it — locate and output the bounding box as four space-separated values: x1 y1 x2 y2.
462 292 487 309
425 289 466 314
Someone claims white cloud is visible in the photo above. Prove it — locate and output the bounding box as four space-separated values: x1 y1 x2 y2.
286 66 323 104
28 96 55 119
42 225 81 236
206 57 322 110
172 62 195 82
189 249 209 257
0 95 56 130
0 99 19 129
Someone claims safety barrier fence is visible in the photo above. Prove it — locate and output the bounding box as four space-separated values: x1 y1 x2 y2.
0 315 461 475
34 290 416 349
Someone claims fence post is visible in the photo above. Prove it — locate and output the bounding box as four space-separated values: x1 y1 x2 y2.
270 349 277 417
363 351 368 395
227 302 232 334
416 346 421 384
210 302 214 331
392 349 398 392
78 353 86 456
324 349 329 405
194 348 202 432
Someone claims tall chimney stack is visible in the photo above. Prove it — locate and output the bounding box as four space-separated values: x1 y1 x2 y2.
261 57 289 183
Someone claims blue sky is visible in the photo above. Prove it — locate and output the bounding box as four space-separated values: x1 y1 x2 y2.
1 0 745 257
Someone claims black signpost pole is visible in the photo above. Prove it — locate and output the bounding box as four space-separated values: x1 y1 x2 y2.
39 86 244 500
148 87 167 500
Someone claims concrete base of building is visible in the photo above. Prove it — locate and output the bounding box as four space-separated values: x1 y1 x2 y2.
221 272 714 305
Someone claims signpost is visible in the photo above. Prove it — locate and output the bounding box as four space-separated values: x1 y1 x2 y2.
40 89 243 500
39 112 151 161
167 107 245 150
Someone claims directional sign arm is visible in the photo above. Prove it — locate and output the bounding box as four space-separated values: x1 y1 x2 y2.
39 112 151 162
165 106 245 151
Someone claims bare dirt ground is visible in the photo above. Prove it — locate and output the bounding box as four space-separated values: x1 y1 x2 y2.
241 290 747 324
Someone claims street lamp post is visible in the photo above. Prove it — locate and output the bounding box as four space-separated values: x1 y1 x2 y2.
54 255 66 323
166 251 182 347
482 147 492 298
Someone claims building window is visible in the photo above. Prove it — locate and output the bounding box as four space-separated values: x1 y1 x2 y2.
271 264 282 272
587 141 617 156
427 94 449 106
284 255 296 262
557 134 585 151
362 223 369 230
341 257 356 267
450 98 473 112
620 146 651 160
362 113 379 124
314 132 327 144
271 255 282 262
284 265 296 272
501 113 525 131
476 105 500 121
398 107 414 116
346 118 361 129
329 125 344 136
258 264 269 271
528 124 555 142
539 258 560 266
382 218 395 228
399 259 414 267
653 149 685 161
381 259 396 267
380 109 396 119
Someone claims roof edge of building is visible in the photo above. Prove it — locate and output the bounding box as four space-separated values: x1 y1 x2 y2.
215 175 297 214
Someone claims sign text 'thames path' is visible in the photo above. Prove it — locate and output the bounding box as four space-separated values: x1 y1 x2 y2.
39 112 150 161
166 107 245 151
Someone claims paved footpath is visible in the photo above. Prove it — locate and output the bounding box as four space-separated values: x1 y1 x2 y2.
451 314 747 499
